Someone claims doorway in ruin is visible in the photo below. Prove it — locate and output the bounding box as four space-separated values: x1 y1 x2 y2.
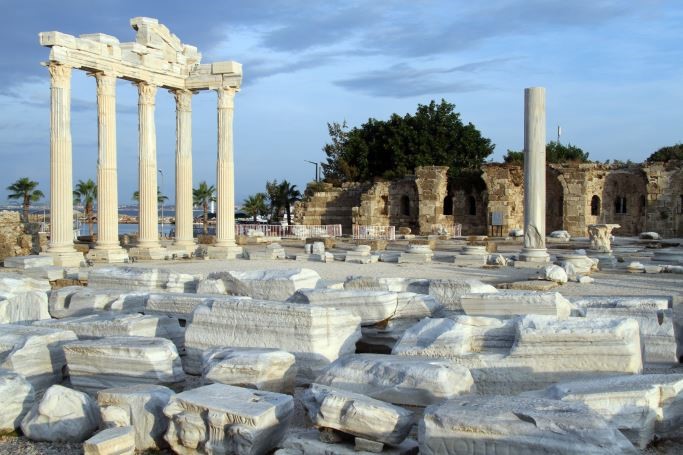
546 168 564 232
602 169 648 235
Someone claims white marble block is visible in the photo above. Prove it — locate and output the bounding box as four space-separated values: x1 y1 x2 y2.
277 429 418 455
419 395 637 455
184 299 361 381
288 289 399 325
531 374 683 448
199 268 320 301
303 384 413 446
164 383 293 455
0 288 50 324
394 292 442 319
21 384 100 442
97 384 174 450
144 292 244 322
88 267 197 292
428 279 497 311
460 290 573 319
0 324 78 392
202 348 297 393
0 369 34 433
0 273 51 293
84 426 136 455
344 276 429 294
64 336 185 393
315 354 475 406
48 286 148 318
3 255 54 269
398 245 433 264
34 313 184 351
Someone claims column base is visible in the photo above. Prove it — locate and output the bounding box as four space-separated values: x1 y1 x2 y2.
587 251 617 270
515 248 550 268
41 251 85 268
166 243 198 259
86 247 129 263
128 246 169 261
207 245 243 260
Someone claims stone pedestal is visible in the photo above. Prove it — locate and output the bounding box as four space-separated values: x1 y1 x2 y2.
453 245 487 267
128 247 169 261
519 87 549 263
398 245 433 264
586 224 620 270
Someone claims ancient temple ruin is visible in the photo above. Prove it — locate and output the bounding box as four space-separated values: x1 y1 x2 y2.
39 17 243 265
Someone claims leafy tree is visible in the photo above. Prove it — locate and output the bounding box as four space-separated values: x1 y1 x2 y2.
321 100 494 182
647 143 683 162
6 177 44 223
277 180 302 225
265 179 281 221
242 193 268 222
192 181 215 235
73 179 97 237
503 141 589 164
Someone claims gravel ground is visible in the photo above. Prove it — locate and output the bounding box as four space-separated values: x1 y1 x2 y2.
1 236 681 453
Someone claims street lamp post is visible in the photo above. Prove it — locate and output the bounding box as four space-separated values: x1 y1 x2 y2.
158 169 164 239
304 160 319 182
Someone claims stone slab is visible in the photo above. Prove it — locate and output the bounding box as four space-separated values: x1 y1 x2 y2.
0 368 34 433
84 427 136 455
460 290 573 319
276 430 418 455
48 286 148 318
288 289 399 325
3 255 54 269
200 268 320 301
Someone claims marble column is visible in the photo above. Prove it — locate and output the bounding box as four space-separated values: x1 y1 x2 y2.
210 87 242 258
44 63 83 266
172 89 195 251
134 81 162 256
88 72 127 262
519 87 549 263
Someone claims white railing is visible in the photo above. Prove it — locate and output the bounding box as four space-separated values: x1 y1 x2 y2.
235 224 342 239
353 225 396 240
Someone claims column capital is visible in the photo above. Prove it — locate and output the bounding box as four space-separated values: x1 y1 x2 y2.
136 81 157 105
172 89 193 112
216 86 237 109
48 63 71 88
93 72 117 96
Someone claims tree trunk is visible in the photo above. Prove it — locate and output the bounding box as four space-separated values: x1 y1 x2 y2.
22 195 30 223
86 202 94 237
203 202 208 235
286 204 292 225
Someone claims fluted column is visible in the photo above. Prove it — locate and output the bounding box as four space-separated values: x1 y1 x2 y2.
136 82 160 249
47 63 76 254
93 72 120 250
172 89 194 249
520 87 549 262
215 87 237 247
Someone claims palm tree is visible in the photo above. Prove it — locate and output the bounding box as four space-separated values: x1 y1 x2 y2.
265 179 281 222
278 180 302 225
132 189 168 204
193 181 215 235
242 193 268 223
73 179 97 237
7 177 44 223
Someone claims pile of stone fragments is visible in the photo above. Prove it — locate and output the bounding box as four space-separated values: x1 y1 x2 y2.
0 262 681 454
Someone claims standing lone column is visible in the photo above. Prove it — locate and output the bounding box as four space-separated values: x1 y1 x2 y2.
210 86 242 258
135 81 161 252
45 63 83 266
89 72 127 262
519 87 550 263
172 89 195 251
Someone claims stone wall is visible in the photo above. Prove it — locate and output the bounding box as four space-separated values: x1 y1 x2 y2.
415 166 453 234
481 164 525 235
294 182 367 235
643 162 683 237
353 178 420 232
0 211 34 261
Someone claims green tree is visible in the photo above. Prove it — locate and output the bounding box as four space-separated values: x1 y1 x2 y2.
647 143 683 162
73 179 97 237
503 141 589 164
265 179 281 221
242 193 268 223
192 181 215 235
321 100 494 182
132 189 168 204
277 180 302 225
6 177 44 223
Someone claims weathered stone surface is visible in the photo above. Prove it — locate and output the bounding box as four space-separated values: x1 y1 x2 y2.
398 245 433 264
394 292 441 319
549 230 571 240
164 383 293 455
276 430 419 455
35 313 184 351
556 253 597 275
202 348 297 393
244 243 286 260
88 267 197 292
0 272 51 293
0 324 78 392
84 426 136 455
196 278 226 294
315 354 474 406
143 292 247 323
303 384 413 445
0 287 50 324
24 265 65 281
640 232 660 240
184 299 361 380
97 384 174 450
21 384 100 442
531 374 683 448
200 268 320 300
541 264 568 284
64 336 185 393
288 289 398 325
3 255 54 269
358 319 423 354
460 290 572 319
419 395 637 454
0 369 34 433
393 315 643 394
428 279 497 311
48 286 147 318
569 295 670 311
344 276 429 294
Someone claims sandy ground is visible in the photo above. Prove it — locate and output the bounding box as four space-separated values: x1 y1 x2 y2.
1 237 681 453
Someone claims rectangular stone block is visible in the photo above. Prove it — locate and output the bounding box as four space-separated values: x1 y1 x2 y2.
3 256 54 269
460 290 573 319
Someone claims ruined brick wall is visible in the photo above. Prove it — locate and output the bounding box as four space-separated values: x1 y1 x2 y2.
481 164 525 235
643 161 683 237
0 210 33 261
353 178 420 232
294 182 367 234
352 181 391 227
415 166 452 234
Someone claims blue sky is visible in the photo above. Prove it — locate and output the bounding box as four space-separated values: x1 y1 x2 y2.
1 1 681 205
